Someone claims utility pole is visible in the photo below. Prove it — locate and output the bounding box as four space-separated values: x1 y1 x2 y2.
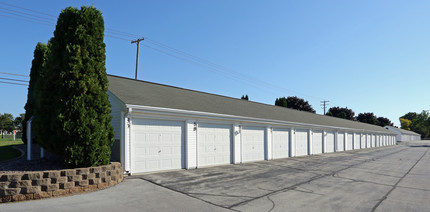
320 100 329 115
131 37 144 80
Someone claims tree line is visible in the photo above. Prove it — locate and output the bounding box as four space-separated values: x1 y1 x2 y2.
237 95 403 129
0 113 24 138
399 111 430 138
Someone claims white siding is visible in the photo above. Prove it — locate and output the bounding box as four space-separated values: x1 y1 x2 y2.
232 124 241 164
108 92 126 139
185 120 197 169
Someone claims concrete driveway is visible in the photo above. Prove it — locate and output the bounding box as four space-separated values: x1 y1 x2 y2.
1 140 429 212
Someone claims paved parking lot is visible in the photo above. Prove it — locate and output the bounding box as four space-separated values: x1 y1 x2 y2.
1 140 429 212
139 140 430 211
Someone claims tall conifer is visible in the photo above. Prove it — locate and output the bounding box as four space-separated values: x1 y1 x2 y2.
35 6 114 167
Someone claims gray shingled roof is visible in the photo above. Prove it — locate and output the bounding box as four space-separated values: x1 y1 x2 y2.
108 75 394 134
386 127 420 136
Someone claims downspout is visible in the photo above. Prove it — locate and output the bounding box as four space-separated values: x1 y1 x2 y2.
27 116 34 160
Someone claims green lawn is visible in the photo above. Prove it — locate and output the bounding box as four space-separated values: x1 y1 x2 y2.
0 139 24 162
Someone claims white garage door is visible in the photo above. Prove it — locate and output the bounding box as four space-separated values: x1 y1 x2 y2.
372 135 376 147
354 134 360 149
198 123 232 167
366 135 371 148
346 133 353 150
242 126 265 162
377 136 381 146
326 131 335 153
295 129 308 156
132 119 184 173
360 135 365 149
272 128 290 159
337 132 344 151
312 130 323 154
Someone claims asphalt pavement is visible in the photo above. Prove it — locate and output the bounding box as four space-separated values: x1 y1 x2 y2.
1 140 429 212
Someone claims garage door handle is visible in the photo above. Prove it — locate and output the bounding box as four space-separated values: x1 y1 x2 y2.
158 150 161 153
214 147 216 151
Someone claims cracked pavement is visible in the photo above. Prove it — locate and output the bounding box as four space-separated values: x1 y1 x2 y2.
1 140 429 212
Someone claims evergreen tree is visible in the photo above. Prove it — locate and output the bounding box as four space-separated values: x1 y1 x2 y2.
23 42 47 144
326 107 355 120
241 94 249 100
275 97 288 107
35 6 114 168
376 117 393 127
275 96 316 113
356 112 378 125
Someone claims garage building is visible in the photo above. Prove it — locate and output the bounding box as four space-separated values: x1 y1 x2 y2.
107 75 397 174
385 126 421 142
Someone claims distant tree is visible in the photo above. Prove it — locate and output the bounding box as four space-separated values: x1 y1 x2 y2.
356 112 378 125
0 113 14 138
399 118 412 130
326 107 355 120
400 110 430 138
14 114 25 131
377 117 393 127
275 96 316 113
23 42 48 144
241 95 249 100
400 112 418 121
275 97 288 107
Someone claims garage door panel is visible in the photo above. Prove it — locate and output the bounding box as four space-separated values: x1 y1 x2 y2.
242 126 265 162
198 123 232 167
312 130 323 154
354 134 360 149
132 119 185 173
337 133 344 151
273 128 290 159
346 133 353 150
295 129 308 156
326 131 335 153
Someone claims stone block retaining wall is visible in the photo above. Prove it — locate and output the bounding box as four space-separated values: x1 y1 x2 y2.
0 162 123 203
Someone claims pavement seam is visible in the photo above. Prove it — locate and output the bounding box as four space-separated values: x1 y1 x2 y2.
370 148 429 212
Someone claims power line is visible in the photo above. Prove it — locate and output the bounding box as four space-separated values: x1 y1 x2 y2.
0 72 29 77
0 6 54 22
0 77 29 83
0 81 28 86
0 2 56 18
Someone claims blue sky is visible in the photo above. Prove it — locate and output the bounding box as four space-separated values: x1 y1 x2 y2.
1 0 429 126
